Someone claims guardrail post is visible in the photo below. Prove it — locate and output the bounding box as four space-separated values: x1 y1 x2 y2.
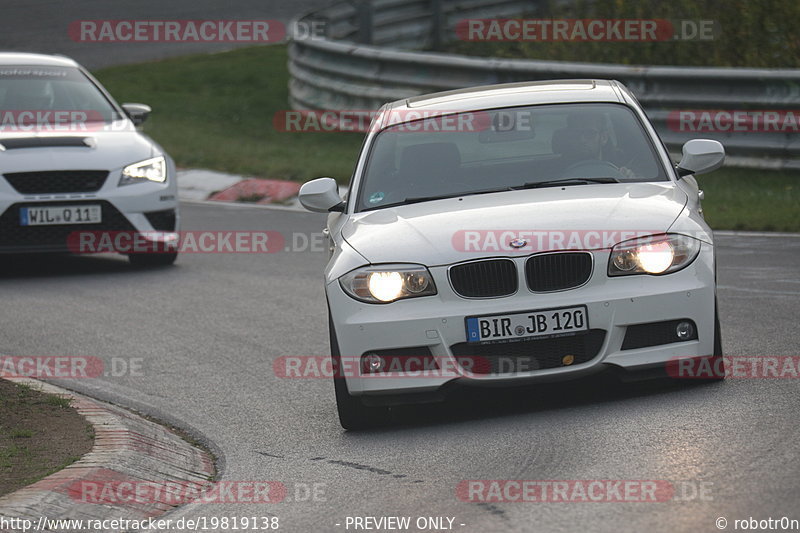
356 0 374 44
289 0 800 168
431 0 444 50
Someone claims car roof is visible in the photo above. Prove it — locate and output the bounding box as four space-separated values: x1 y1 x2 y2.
380 79 627 128
0 52 79 68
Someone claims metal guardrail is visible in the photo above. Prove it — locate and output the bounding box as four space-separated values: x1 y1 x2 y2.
289 0 800 169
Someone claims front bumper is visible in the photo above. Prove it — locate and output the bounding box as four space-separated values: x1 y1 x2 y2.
327 244 716 397
0 170 179 253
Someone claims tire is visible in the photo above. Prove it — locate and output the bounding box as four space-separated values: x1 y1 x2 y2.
713 306 723 358
698 300 725 381
329 312 388 430
128 252 178 267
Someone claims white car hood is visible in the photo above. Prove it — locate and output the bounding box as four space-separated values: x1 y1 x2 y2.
0 125 155 173
342 182 688 266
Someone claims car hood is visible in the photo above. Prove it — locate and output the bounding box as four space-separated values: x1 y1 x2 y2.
0 125 156 173
341 182 688 266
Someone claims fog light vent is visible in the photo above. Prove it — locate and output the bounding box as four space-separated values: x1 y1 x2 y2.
359 347 436 375
621 319 698 350
676 321 695 340
363 353 384 373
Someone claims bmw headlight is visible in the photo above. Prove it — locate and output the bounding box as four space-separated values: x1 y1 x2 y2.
119 156 166 186
608 234 701 276
340 265 437 303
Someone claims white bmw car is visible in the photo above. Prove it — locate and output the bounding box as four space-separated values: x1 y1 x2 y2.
0 52 178 266
299 80 725 429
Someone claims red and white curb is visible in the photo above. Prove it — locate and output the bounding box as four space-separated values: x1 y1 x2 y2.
176 169 243 201
176 169 348 211
178 169 303 209
0 378 215 531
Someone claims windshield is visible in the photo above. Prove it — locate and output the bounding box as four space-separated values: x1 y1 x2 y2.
0 65 122 129
356 103 668 212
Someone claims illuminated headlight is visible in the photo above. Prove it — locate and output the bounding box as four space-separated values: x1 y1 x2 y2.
608 234 701 276
119 156 167 186
340 265 437 303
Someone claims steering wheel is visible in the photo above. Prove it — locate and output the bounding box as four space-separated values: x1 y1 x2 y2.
562 159 622 179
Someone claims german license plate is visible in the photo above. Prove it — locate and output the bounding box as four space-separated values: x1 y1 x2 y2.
466 305 588 343
19 205 102 226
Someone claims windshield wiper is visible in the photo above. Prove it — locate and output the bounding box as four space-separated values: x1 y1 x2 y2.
387 186 515 208
515 177 619 190
363 179 617 211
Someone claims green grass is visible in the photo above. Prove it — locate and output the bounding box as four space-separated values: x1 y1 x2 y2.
44 395 72 409
9 429 33 439
696 168 800 232
0 444 29 469
94 46 362 182
0 380 94 496
92 45 799 231
14 383 35 395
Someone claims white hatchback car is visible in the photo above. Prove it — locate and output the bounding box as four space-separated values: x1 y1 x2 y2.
0 52 178 266
300 80 725 429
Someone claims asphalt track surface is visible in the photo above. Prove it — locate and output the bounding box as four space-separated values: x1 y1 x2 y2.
0 0 332 69
1 202 798 532
2 2 800 530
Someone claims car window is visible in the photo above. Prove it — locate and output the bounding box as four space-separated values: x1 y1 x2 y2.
357 103 667 212
0 66 121 124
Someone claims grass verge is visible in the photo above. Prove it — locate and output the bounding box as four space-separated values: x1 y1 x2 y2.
94 45 362 182
92 45 799 232
696 169 798 232
0 380 94 497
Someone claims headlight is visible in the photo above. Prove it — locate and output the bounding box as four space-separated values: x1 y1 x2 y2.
340 265 437 303
119 156 166 186
608 234 701 276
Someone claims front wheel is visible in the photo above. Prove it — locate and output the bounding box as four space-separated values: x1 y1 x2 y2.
697 301 725 381
329 313 389 430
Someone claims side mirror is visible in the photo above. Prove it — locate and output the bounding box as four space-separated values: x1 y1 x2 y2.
298 177 344 212
121 103 152 125
676 139 725 177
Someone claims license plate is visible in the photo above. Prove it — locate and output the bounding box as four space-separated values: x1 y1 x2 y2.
466 305 588 343
19 205 102 226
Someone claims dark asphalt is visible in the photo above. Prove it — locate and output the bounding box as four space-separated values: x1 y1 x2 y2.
0 202 798 532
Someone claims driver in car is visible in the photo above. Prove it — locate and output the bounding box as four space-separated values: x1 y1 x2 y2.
556 111 636 178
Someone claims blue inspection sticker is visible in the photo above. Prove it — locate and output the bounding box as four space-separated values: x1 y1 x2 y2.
368 192 385 204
